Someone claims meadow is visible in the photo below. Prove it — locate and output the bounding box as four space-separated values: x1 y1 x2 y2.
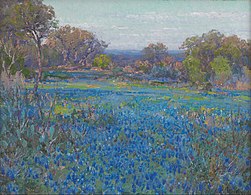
1 72 250 194
1 0 250 194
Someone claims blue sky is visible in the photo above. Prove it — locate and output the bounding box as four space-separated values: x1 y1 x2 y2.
44 0 250 50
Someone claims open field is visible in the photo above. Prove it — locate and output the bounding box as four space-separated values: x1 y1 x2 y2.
17 74 250 194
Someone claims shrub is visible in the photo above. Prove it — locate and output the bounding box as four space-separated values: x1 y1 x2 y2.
183 56 206 84
93 54 111 69
210 56 232 86
150 65 169 78
135 60 152 73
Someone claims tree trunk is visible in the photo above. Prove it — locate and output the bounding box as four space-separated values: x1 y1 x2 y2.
34 42 42 92
37 44 42 82
63 50 67 65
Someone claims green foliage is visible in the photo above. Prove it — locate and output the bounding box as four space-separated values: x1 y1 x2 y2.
142 42 168 64
210 56 231 74
46 25 107 66
11 1 57 40
183 56 205 84
210 56 231 85
181 30 250 83
93 54 111 69
8 0 57 86
21 67 35 79
181 30 224 74
0 43 34 78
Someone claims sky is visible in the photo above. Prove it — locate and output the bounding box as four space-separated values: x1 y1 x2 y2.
44 0 250 50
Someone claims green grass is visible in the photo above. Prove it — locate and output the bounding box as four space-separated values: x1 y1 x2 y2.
25 80 250 105
238 95 250 101
25 82 100 90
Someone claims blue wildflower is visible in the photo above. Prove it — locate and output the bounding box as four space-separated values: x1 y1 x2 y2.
48 172 53 180
1 167 5 175
218 185 222 193
199 182 204 192
121 178 126 184
150 172 157 181
7 169 15 180
33 172 39 179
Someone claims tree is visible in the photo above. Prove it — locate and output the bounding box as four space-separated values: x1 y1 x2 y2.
210 56 231 85
93 54 111 69
0 35 26 78
142 42 168 64
180 30 224 77
180 30 250 84
215 35 249 76
46 25 107 66
0 0 33 78
183 56 205 84
244 40 251 70
10 0 57 90
42 44 63 67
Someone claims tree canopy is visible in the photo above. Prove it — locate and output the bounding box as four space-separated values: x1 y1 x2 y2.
46 25 107 66
210 56 231 85
180 30 250 85
0 1 35 78
142 42 168 64
5 0 57 90
183 56 205 84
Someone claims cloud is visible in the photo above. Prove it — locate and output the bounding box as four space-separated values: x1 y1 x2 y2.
163 27 178 31
111 25 129 30
189 11 248 19
126 13 169 21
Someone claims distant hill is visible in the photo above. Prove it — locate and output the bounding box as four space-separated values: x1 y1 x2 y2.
105 49 184 56
104 49 185 67
104 49 142 57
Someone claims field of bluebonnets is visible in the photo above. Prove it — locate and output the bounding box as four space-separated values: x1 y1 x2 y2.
0 0 250 194
0 73 250 194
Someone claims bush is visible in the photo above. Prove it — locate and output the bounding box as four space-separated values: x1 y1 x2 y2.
135 60 152 73
210 56 232 86
21 67 36 79
93 54 111 69
150 65 169 78
183 56 206 84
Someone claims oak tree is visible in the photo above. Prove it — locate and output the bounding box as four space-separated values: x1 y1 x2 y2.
46 25 107 66
142 42 168 64
10 0 57 90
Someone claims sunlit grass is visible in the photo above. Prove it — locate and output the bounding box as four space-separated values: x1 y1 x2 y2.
24 81 251 106
25 82 100 90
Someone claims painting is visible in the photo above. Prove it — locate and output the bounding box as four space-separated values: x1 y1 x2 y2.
0 0 250 193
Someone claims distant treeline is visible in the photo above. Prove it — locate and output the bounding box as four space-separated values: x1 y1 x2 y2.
0 0 250 89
